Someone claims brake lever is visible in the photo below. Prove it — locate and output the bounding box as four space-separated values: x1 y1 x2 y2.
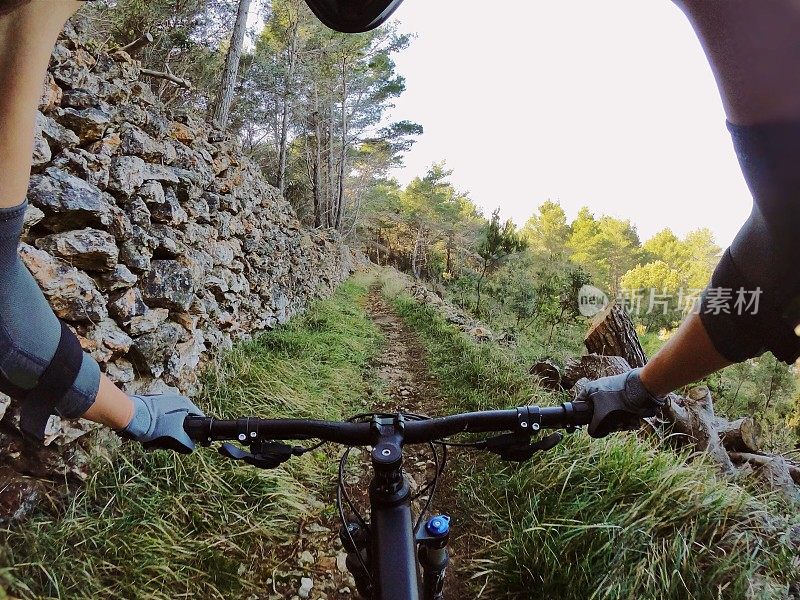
483 432 563 462
219 440 304 469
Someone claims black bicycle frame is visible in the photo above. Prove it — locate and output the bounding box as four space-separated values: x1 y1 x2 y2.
366 414 422 600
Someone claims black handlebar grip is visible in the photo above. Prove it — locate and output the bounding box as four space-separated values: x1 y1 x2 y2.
570 400 593 426
184 415 210 442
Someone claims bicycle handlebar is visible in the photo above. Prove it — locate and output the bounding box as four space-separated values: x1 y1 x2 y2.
183 401 593 446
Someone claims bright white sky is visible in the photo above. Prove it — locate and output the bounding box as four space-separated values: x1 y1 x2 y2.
383 0 753 248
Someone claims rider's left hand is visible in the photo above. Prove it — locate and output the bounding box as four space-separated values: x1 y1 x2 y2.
121 393 205 454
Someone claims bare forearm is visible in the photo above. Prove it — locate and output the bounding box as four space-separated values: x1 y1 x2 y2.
82 376 135 429
639 313 731 396
0 0 83 205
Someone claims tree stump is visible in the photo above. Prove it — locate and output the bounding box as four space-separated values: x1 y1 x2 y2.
529 359 562 391
585 303 647 369
562 354 631 390
715 417 762 453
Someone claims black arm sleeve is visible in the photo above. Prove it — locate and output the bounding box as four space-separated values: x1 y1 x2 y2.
699 121 800 364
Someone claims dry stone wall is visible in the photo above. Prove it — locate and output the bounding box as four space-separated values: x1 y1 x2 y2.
0 23 355 518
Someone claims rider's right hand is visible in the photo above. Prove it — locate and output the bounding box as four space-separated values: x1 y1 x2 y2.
576 368 665 438
120 393 205 453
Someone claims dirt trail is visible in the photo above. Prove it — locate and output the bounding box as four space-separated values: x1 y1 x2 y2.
269 286 470 600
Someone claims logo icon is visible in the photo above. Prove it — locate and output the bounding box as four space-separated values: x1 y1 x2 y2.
577 285 609 317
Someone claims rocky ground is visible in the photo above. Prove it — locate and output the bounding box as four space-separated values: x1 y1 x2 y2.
266 287 470 600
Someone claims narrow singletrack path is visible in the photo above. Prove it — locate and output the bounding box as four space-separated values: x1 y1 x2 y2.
268 284 472 599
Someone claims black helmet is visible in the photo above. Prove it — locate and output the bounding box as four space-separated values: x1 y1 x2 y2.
304 0 404 33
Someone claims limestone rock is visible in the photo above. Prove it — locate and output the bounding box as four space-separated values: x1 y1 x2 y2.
39 73 62 112
109 287 148 322
36 111 80 150
151 187 188 225
22 204 45 233
142 260 195 311
18 243 107 322
108 155 146 197
98 264 138 291
32 129 52 168
170 121 195 144
125 378 180 397
0 468 51 524
35 227 119 271
58 107 110 142
27 167 113 231
61 88 102 110
149 224 186 258
85 318 134 363
127 308 170 336
88 132 122 158
120 124 166 161
166 330 205 387
137 180 165 206
119 238 153 272
51 147 111 189
105 359 135 384
130 321 185 378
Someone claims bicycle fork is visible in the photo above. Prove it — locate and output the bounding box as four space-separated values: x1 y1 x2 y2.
417 515 451 600
339 513 450 600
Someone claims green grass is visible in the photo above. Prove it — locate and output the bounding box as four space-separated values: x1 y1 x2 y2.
383 274 799 600
0 275 382 600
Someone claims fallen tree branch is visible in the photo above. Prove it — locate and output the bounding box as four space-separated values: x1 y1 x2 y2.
729 452 800 499
664 386 734 473
140 68 192 89
729 452 800 484
116 32 154 55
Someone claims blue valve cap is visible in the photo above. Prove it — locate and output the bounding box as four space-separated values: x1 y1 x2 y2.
425 515 450 537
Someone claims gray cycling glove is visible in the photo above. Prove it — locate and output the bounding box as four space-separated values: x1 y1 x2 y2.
577 368 665 438
122 393 205 453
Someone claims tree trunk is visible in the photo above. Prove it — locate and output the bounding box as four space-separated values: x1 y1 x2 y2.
327 100 336 228
334 57 348 230
212 0 252 129
411 226 423 278
277 17 299 195
475 262 488 314
312 89 324 228
446 234 453 273
585 302 647 369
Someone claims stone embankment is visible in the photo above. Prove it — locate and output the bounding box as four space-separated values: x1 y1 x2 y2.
0 23 354 518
